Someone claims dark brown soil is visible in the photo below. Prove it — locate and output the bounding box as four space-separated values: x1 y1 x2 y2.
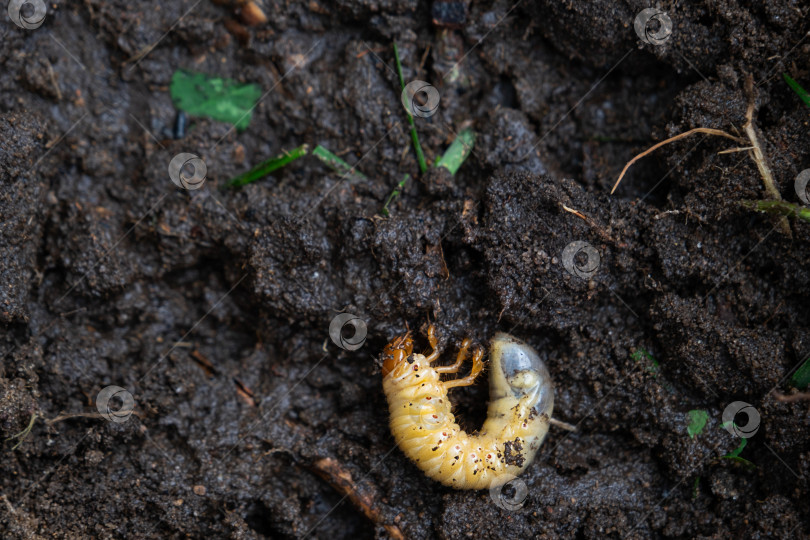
1 0 809 538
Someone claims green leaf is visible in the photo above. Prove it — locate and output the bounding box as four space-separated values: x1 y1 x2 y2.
723 437 747 458
170 69 262 132
790 357 810 390
631 348 659 373
722 455 756 469
783 73 810 108
687 409 709 439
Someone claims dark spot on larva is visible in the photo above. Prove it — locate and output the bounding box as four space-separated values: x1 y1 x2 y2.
415 374 420 378
529 407 538 420
426 396 431 400
439 399 443 403
503 439 525 468
454 456 460 460
407 355 415 364
413 365 419 371
421 383 425 387
473 470 478 475
431 446 439 451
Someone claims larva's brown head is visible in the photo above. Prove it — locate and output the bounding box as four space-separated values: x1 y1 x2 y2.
381 331 414 377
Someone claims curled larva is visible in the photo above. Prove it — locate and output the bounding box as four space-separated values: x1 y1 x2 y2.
381 325 554 490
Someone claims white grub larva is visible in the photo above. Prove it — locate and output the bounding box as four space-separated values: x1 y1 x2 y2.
381 325 554 490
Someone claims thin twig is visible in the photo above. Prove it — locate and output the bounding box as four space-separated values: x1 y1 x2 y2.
310 457 405 540
773 391 810 402
550 417 577 432
610 128 743 194
742 97 791 235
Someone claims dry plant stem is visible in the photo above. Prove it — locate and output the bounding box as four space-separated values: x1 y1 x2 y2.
773 392 810 403
561 204 627 247
44 412 140 424
311 457 405 540
743 102 791 236
610 128 743 194
550 417 577 431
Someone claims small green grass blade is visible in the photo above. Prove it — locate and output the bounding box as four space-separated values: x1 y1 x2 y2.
783 73 810 108
381 174 409 217
790 356 810 390
436 128 475 175
393 42 428 174
741 199 810 223
227 144 309 188
312 145 367 180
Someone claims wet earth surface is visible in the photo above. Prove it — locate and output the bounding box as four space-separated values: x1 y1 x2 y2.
1 0 809 538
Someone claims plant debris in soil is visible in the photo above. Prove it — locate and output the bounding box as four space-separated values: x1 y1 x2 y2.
1 0 809 539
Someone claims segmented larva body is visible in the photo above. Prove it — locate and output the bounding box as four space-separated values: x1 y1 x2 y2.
382 327 554 490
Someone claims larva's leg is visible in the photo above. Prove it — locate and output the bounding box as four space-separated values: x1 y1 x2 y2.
424 324 441 363
444 345 484 389
434 337 471 373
